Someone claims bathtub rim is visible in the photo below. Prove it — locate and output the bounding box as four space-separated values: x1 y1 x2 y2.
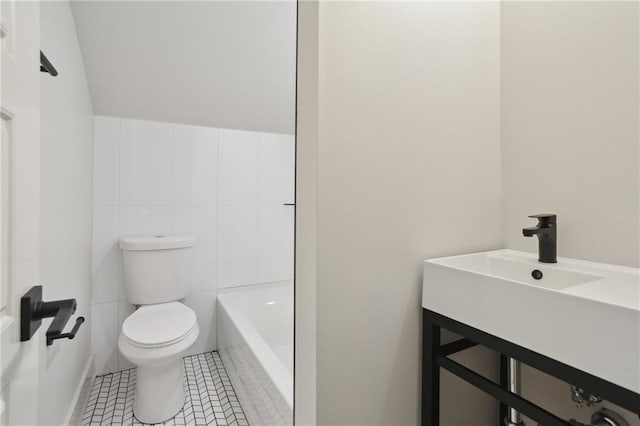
217 285 293 410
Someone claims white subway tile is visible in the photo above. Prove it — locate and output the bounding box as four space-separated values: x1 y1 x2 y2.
93 116 120 206
91 302 118 375
118 205 172 236
117 301 136 371
171 205 217 292
218 129 259 205
217 205 258 287
259 133 295 205
92 206 119 304
119 119 172 206
183 291 217 355
171 124 218 205
258 205 294 283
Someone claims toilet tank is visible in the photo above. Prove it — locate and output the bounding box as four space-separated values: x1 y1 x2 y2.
119 234 196 305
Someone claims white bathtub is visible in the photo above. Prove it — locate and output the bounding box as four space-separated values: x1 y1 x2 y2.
217 281 293 425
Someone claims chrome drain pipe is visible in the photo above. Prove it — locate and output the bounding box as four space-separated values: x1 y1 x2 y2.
506 358 524 426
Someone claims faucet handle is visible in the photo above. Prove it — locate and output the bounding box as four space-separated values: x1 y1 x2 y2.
528 214 556 224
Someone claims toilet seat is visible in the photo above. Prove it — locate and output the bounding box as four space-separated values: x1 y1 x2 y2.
122 302 197 348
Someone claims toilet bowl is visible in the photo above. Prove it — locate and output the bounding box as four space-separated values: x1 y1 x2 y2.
119 302 200 424
118 234 197 424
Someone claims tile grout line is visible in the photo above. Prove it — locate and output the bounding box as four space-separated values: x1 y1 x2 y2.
82 352 245 426
125 369 135 426
86 376 103 426
184 355 198 425
196 353 217 425
104 372 115 420
96 373 111 425
211 351 248 425
112 369 124 423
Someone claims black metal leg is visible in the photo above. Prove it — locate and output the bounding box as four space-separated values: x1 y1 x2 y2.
423 312 441 426
499 354 508 426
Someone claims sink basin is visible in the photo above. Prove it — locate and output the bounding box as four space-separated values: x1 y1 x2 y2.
422 249 640 393
443 251 604 290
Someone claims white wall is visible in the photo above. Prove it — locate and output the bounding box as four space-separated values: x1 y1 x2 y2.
310 2 502 424
91 116 294 374
294 2 319 424
39 1 94 424
502 1 639 268
501 3 640 425
298 2 639 426
70 1 296 134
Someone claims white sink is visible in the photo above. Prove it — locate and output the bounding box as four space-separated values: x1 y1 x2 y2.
422 249 640 393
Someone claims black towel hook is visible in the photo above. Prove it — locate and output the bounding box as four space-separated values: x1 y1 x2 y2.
40 51 58 76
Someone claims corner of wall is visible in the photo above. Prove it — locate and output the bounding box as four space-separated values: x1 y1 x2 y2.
294 1 319 424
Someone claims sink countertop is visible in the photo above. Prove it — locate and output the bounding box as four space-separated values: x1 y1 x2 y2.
422 249 640 393
427 249 639 310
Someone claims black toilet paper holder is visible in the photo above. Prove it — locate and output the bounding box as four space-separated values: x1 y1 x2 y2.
21 285 85 346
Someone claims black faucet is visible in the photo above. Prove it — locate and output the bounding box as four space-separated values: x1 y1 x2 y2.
522 214 557 263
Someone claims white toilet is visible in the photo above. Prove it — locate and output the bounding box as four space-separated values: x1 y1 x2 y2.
118 234 199 424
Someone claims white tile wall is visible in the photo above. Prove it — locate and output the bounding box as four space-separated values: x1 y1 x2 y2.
91 116 294 374
119 119 173 206
171 205 217 292
118 205 172 236
91 206 119 304
218 205 259 287
218 129 260 205
171 124 218 205
258 205 295 283
92 302 118 374
259 133 295 205
183 291 218 355
93 117 120 206
117 300 136 371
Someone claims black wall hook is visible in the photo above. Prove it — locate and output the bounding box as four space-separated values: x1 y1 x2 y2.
21 285 85 346
40 51 58 76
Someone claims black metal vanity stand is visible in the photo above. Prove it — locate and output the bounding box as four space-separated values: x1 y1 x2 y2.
422 309 640 426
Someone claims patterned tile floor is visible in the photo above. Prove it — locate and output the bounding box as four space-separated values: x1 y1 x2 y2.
82 352 248 426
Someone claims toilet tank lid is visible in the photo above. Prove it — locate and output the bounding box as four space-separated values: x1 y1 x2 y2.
119 234 196 251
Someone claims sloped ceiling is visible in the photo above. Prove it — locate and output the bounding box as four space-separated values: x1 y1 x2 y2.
70 1 296 134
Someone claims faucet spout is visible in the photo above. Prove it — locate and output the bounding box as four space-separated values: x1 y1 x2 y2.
522 214 557 263
522 226 540 237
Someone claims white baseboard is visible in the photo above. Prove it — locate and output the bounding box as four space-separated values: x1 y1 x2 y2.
64 355 95 426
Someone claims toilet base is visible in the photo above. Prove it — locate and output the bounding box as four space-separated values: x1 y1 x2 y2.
133 359 185 424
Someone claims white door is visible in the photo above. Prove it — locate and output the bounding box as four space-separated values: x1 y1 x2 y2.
0 0 40 424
